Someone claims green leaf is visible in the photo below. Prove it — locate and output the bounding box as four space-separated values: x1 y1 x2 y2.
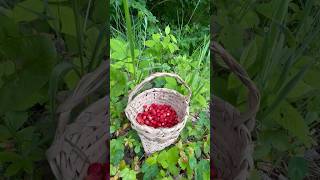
119 168 136 180
304 68 320 89
0 15 19 38
0 61 15 76
110 68 127 97
240 11 259 28
195 94 207 107
160 169 166 177
134 145 141 154
28 148 44 161
10 0 44 22
22 158 34 174
64 70 80 89
256 1 275 19
165 26 170 35
110 164 117 176
0 35 56 113
5 162 22 177
167 147 180 164
170 35 177 43
152 33 161 41
146 154 158 165
275 102 311 146
165 77 177 89
253 144 271 160
4 111 28 131
219 23 243 55
240 39 257 69
263 63 311 118
167 147 180 175
157 150 169 168
194 143 202 158
141 163 159 180
188 154 197 170
16 126 36 142
203 138 210 154
47 5 77 36
288 80 313 98
0 152 21 163
260 130 290 151
178 158 188 170
145 40 155 47
49 61 75 115
228 74 242 89
110 139 124 165
168 44 176 53
288 157 308 180
92 0 108 24
0 125 11 141
195 160 209 180
111 38 127 59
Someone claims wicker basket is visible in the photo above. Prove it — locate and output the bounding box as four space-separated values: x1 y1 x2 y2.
125 72 192 154
46 61 108 180
211 41 260 179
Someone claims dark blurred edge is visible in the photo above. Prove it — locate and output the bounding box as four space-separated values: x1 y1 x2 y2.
210 0 215 179
106 0 110 178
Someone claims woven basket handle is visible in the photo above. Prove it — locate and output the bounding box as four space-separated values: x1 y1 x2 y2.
128 72 192 104
54 60 108 138
212 42 260 131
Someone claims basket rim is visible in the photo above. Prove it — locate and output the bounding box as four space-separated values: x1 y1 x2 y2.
125 87 189 132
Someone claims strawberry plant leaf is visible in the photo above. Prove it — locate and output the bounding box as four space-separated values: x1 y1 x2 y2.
22 158 34 174
288 157 308 180
141 163 159 180
146 154 158 165
5 162 22 177
119 168 137 180
188 154 197 170
47 5 76 36
0 35 56 113
275 101 312 146
110 139 125 165
165 26 170 35
178 157 188 170
4 111 28 131
10 0 44 22
157 150 169 168
110 164 117 176
195 159 209 180
0 152 21 163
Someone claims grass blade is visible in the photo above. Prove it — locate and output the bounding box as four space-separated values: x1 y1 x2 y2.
123 0 136 79
71 0 84 75
49 61 76 119
88 25 106 72
261 63 312 119
83 0 92 32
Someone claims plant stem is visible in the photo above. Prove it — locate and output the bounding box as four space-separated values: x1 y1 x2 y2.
123 0 136 79
71 0 85 76
83 0 92 33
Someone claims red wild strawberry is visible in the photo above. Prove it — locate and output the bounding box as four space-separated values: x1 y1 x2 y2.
136 103 179 128
87 163 103 175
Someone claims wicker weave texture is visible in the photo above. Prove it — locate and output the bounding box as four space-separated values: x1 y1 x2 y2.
125 73 191 154
46 61 108 180
211 41 260 180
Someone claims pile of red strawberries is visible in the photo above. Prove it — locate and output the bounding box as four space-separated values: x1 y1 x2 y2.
84 163 108 180
136 103 179 128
